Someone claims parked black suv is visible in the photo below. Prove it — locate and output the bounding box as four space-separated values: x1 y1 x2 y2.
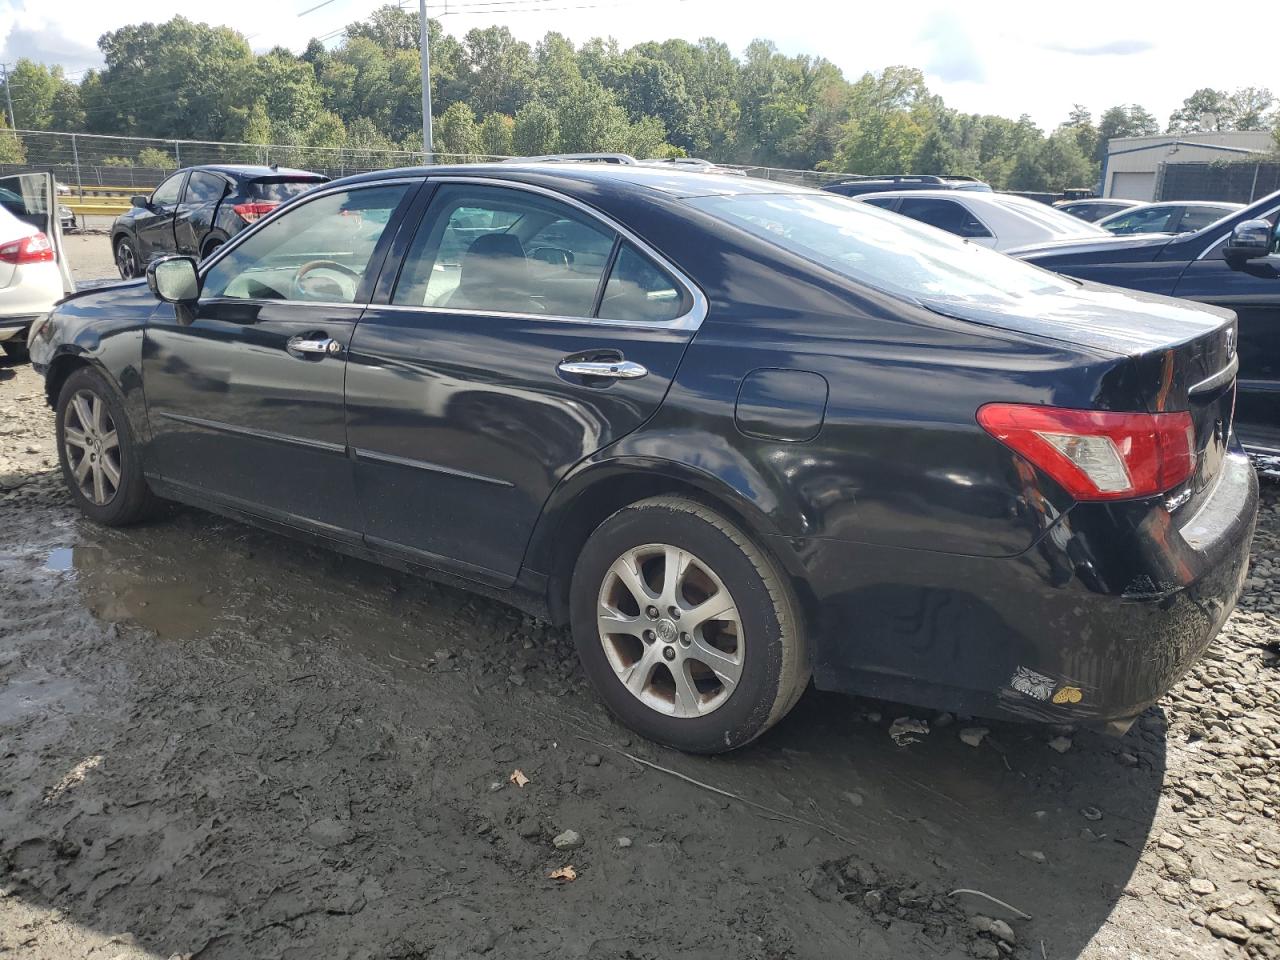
111 164 328 280
1011 190 1280 455
822 174 991 198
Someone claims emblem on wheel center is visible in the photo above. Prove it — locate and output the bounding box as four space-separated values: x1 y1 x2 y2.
656 619 678 643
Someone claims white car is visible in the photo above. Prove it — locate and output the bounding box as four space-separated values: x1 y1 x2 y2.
0 173 73 360
852 189 1107 251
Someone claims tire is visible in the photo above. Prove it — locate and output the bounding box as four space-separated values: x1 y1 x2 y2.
201 238 224 261
55 366 159 526
115 236 140 280
2 339 28 361
570 496 809 754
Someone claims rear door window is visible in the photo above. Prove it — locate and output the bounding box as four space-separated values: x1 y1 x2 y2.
183 172 226 205
392 184 616 317
1178 206 1231 233
897 197 992 238
1104 207 1176 234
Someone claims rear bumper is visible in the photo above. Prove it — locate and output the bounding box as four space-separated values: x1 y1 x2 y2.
801 449 1258 724
0 314 39 341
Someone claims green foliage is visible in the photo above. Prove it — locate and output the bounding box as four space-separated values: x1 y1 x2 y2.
479 112 515 156
136 147 175 169
0 120 24 163
436 102 480 157
99 155 134 167
20 5 1262 195
513 101 560 156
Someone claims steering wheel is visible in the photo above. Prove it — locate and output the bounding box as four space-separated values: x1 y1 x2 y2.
292 259 361 301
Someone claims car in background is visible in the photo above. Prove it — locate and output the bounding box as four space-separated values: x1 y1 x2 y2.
111 164 328 280
31 163 1256 753
0 173 72 360
1053 197 1143 222
1097 201 1243 236
822 174 991 198
1010 190 1280 454
852 189 1106 250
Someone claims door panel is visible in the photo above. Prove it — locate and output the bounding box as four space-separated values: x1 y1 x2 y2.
173 171 228 255
347 311 693 580
346 181 699 582
142 181 416 536
144 300 363 533
135 172 186 262
0 172 72 293
1174 248 1280 445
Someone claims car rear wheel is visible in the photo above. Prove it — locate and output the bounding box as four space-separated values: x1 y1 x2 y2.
201 238 224 260
56 367 158 525
570 496 809 753
115 237 139 279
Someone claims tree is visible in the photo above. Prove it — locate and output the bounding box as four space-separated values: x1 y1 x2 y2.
1226 87 1275 131
479 112 514 156
345 5 420 51
912 128 958 174
513 101 559 155
1037 129 1094 189
1096 104 1159 161
1059 105 1098 163
458 26 533 117
436 102 480 157
0 117 24 163
835 67 931 174
1168 88 1232 133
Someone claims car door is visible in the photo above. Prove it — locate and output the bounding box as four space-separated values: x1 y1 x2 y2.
173 170 228 256
143 180 418 537
1173 206 1280 449
346 179 702 584
0 172 72 292
134 171 187 262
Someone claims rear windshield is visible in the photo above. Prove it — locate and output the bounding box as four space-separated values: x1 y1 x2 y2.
251 179 326 202
989 196 1107 237
686 192 1078 306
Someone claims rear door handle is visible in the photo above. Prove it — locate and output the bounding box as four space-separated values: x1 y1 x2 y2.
557 359 648 379
288 335 342 356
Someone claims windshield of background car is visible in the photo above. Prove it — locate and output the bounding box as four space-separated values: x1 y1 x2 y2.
687 192 1078 305
251 179 327 202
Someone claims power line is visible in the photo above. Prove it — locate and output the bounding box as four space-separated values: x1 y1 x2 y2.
298 0 343 16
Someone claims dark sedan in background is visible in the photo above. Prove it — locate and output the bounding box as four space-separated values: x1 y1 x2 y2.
1012 190 1280 455
111 164 327 280
31 164 1256 753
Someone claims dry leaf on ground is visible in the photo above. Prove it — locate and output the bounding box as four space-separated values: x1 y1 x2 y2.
510 769 530 788
548 865 577 882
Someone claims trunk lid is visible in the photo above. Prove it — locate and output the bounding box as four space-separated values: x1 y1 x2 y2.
923 280 1238 501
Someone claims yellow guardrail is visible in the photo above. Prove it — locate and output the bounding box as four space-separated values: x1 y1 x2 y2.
71 184 157 197
66 200 131 217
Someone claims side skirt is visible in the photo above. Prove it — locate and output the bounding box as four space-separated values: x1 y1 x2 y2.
145 475 553 622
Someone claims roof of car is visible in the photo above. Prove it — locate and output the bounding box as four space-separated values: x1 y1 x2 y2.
193 164 327 180
332 162 812 200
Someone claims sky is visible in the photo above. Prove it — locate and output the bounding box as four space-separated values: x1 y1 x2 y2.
0 0 1270 132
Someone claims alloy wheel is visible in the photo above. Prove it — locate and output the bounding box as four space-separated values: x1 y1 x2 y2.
597 543 744 718
63 389 121 506
116 241 137 279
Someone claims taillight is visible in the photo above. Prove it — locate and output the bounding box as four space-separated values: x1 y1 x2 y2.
232 202 278 223
0 232 54 264
977 403 1195 501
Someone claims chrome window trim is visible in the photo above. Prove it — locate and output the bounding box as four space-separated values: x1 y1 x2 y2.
398 174 709 332
1195 202 1280 261
196 176 427 278
196 295 370 311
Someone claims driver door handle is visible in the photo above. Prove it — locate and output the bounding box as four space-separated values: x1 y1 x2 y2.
288 335 342 356
557 359 648 380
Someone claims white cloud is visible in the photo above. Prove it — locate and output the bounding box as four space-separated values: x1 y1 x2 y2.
0 0 1272 133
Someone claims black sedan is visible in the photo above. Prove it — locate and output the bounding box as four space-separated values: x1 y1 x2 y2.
30 164 1256 753
1011 191 1280 456
111 164 328 280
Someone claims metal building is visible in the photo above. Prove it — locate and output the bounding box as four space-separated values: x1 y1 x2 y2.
1102 131 1273 200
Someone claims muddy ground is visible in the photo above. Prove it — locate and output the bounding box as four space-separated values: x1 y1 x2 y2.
0 241 1278 959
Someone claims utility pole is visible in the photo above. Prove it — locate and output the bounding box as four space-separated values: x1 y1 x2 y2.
0 64 15 130
418 0 432 163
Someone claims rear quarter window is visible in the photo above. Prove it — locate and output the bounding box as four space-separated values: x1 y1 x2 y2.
251 179 327 203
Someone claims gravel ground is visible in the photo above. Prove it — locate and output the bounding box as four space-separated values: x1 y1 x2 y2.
0 240 1277 959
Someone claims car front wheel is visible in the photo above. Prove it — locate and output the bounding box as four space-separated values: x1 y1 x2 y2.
570 496 809 753
55 366 158 525
115 237 139 279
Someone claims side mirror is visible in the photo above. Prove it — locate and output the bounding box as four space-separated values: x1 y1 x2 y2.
1224 219 1274 262
147 255 200 304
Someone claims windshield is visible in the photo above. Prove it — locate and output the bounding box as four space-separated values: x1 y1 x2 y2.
687 192 1078 306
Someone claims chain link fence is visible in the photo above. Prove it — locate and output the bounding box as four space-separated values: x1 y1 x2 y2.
0 130 844 196
1156 160 1280 205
